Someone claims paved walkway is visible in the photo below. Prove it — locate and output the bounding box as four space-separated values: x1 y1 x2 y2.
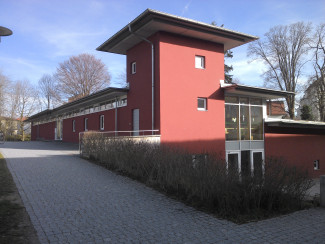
1 141 325 244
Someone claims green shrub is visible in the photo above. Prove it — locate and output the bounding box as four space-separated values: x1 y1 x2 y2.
81 132 314 222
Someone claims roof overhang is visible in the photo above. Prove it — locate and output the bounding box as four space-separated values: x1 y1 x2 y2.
265 118 325 130
97 9 258 54
221 83 294 100
27 87 128 122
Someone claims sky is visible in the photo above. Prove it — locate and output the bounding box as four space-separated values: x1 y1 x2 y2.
1 0 325 89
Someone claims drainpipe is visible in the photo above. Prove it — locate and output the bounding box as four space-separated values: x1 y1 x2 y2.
128 23 155 135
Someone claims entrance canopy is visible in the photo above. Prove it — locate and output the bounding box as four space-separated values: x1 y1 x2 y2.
221 82 294 100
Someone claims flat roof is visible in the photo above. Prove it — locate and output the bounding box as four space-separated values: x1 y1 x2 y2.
221 82 295 100
27 87 128 122
265 118 325 129
97 9 258 54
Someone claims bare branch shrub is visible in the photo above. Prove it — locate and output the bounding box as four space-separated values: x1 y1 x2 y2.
81 132 314 222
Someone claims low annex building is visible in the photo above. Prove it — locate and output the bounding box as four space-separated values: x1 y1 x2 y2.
28 9 325 178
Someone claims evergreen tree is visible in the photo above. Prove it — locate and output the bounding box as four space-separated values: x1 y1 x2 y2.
211 22 233 83
300 105 314 120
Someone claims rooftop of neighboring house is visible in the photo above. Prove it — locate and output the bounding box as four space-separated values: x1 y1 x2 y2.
267 101 287 116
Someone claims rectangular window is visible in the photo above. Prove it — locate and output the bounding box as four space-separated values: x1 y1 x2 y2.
84 118 88 131
225 104 239 140
195 55 205 69
100 115 104 130
251 106 263 140
197 98 207 111
131 62 136 74
240 106 250 140
225 96 238 104
72 120 76 132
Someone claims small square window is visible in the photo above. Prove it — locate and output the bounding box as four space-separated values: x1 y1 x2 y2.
131 62 136 74
100 115 104 130
195 56 205 69
197 98 207 111
314 160 320 170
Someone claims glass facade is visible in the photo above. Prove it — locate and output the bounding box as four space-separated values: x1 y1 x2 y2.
225 95 265 177
225 96 263 141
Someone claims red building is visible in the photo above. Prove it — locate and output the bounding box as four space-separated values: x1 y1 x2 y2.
28 9 325 178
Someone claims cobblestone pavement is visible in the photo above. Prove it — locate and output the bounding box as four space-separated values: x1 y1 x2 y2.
1 141 325 244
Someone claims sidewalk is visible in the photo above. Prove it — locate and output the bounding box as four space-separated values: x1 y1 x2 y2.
1 141 325 244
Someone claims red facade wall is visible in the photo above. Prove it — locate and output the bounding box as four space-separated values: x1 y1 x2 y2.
126 33 160 133
265 132 325 178
62 107 130 143
31 121 55 141
158 32 225 155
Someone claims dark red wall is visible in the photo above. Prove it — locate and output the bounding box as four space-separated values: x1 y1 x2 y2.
31 121 55 141
126 33 160 132
265 128 325 178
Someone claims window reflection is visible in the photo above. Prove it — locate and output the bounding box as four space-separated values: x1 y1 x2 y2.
240 106 250 140
225 105 239 140
251 106 263 140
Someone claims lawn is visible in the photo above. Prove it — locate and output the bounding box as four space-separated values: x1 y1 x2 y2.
0 153 39 243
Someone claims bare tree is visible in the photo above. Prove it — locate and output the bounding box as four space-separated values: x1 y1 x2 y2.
8 80 38 140
0 70 10 116
115 71 128 88
248 22 312 119
38 74 61 110
211 21 233 83
306 23 325 121
55 53 111 101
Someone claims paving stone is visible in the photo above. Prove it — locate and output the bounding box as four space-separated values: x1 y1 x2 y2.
1 141 325 244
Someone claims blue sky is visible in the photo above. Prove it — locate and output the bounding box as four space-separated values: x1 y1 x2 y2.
1 0 324 88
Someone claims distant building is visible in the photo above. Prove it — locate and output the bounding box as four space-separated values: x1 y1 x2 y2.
266 101 288 119
0 116 30 139
300 82 322 121
27 9 325 178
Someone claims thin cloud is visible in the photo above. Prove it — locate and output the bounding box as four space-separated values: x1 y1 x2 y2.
181 0 192 16
40 28 106 57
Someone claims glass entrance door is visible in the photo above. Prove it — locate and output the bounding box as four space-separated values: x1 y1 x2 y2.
226 152 240 174
251 151 264 177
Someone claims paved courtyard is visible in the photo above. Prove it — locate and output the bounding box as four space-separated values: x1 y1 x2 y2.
1 141 325 244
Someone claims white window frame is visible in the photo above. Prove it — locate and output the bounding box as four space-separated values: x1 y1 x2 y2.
131 62 136 74
72 120 76 132
197 97 207 111
100 115 104 130
84 118 88 131
195 55 205 69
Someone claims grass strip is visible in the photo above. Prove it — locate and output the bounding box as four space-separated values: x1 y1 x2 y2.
0 152 39 243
